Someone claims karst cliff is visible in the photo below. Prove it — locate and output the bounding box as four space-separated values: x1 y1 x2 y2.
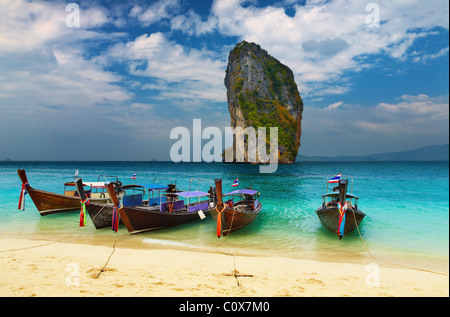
224 41 303 164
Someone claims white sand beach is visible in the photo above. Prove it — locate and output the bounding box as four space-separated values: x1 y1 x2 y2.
0 236 448 297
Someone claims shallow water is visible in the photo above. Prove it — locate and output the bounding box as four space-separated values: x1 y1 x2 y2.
1 161 448 270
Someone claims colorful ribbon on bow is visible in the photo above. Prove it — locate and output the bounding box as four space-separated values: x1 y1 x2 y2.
112 204 121 233
18 182 29 211
216 205 227 238
337 201 348 239
79 198 89 227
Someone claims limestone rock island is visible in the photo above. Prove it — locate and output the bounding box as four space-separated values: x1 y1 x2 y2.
224 41 303 164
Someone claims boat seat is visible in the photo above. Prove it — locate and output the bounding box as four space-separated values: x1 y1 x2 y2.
149 196 166 206
188 202 209 213
123 194 143 207
161 200 184 212
64 190 77 197
91 192 107 199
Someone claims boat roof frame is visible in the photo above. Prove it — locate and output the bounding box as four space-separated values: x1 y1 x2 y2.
224 189 259 196
122 183 168 191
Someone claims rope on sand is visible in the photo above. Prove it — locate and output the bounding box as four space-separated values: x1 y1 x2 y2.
95 236 118 279
215 208 253 287
0 235 73 253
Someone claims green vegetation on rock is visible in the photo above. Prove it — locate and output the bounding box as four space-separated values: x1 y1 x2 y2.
225 41 303 163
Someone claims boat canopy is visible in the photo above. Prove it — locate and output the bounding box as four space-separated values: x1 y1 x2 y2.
82 182 106 188
123 183 168 191
322 191 359 199
65 181 106 188
175 191 210 198
224 189 259 196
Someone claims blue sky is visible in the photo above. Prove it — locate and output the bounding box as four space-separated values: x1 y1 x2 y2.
0 0 448 160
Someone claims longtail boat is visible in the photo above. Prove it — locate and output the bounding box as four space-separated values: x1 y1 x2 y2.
315 175 366 239
209 178 262 237
17 169 123 215
105 181 214 234
74 178 125 229
74 179 175 229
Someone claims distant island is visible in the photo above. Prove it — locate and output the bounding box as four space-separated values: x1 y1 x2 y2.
2 145 447 162
298 144 449 162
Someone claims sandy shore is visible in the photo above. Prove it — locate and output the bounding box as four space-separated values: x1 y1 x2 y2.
0 236 448 297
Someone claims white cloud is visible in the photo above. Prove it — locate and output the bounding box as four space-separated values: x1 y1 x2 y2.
1 0 448 159
377 94 449 119
0 0 131 111
301 93 449 155
106 32 227 104
0 0 132 114
129 0 181 26
0 0 112 53
170 9 218 36
412 46 450 63
0 48 132 114
209 0 449 96
0 0 137 159
324 101 343 110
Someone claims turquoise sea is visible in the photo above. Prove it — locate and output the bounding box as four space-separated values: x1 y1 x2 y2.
0 161 448 271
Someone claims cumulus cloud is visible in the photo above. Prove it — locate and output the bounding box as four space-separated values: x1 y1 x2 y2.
0 0 131 111
170 9 218 36
302 94 449 155
0 0 448 159
0 0 112 53
412 46 450 63
208 0 449 96
0 0 139 159
129 0 181 26
324 101 343 110
106 32 227 104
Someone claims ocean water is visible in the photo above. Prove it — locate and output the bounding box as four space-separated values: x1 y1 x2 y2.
0 161 448 269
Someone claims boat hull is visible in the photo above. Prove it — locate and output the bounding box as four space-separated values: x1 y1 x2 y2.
316 205 365 237
18 169 113 216
118 205 212 235
25 188 81 215
85 202 124 229
209 201 262 236
25 187 116 216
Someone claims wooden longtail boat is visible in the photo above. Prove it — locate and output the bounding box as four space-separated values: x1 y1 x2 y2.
315 176 366 239
74 180 177 229
209 178 262 237
74 178 120 229
105 182 214 234
17 169 122 216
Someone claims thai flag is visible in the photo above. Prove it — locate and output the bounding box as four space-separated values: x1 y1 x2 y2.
328 173 341 183
131 173 136 179
231 177 238 187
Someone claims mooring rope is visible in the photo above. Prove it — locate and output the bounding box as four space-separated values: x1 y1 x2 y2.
0 234 74 253
216 207 237 246
95 235 118 279
1 230 121 279
215 207 248 286
90 203 108 221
